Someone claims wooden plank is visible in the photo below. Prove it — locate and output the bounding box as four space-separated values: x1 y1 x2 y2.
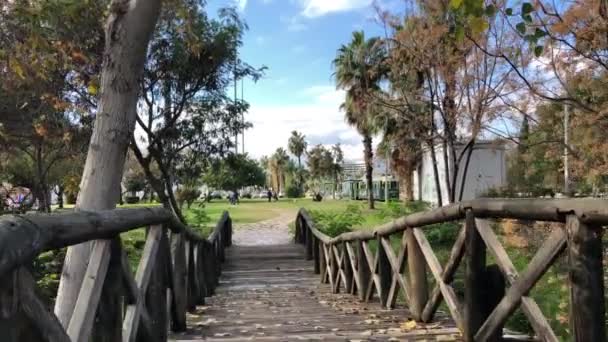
361 240 382 302
66 239 112 342
376 237 392 307
119 251 158 342
187 240 199 312
476 218 559 342
345 242 360 293
15 268 71 342
422 224 465 323
380 235 409 309
565 215 606 342
475 225 566 341
123 225 162 342
194 242 207 303
413 228 463 331
332 245 350 293
464 210 485 341
306 227 314 260
313 237 320 274
356 240 371 301
341 243 354 294
319 242 327 283
93 238 124 342
170 232 187 332
146 228 169 341
405 228 428 320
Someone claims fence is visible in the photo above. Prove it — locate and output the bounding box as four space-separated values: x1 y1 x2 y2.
295 198 608 342
0 207 232 342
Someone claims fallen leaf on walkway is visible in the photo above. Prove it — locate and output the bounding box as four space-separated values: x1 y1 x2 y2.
400 320 417 332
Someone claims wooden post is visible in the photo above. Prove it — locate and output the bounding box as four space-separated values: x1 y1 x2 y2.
356 240 371 302
329 245 339 293
203 244 215 296
313 237 320 274
93 238 123 342
295 214 301 243
170 233 187 332
464 209 486 342
377 237 392 306
187 241 199 312
195 243 207 303
566 215 606 342
405 228 428 320
342 242 354 294
145 229 168 341
225 217 232 247
319 242 327 283
305 228 313 260
481 265 505 342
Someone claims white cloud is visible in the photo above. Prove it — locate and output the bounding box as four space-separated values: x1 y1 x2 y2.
241 85 365 162
298 0 372 17
234 0 247 11
280 15 308 32
300 85 345 105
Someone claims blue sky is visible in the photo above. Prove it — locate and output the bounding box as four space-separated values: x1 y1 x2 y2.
206 0 401 161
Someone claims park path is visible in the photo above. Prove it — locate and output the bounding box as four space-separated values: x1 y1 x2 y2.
171 208 461 341
231 209 297 246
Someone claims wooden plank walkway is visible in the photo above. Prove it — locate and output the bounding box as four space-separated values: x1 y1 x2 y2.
170 244 461 341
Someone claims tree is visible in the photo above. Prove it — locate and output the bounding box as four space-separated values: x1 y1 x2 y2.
333 31 386 209
203 153 266 192
288 130 307 188
306 144 343 197
130 4 260 223
269 148 290 193
54 1 162 340
288 131 307 169
0 0 102 212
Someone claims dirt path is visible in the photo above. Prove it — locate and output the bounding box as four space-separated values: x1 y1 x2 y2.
232 209 297 246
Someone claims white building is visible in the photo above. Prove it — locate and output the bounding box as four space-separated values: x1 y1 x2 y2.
413 141 507 206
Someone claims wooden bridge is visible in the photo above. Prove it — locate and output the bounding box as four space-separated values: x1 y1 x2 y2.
0 199 607 341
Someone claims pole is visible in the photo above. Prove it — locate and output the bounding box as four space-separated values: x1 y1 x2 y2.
241 79 245 154
234 67 238 154
564 104 570 195
385 119 390 203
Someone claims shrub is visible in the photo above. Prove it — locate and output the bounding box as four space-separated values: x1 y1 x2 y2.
309 204 363 237
425 222 460 246
176 186 201 209
286 185 303 198
125 196 140 204
188 207 212 235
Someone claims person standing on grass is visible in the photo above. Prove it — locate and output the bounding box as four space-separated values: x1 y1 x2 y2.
267 189 272 202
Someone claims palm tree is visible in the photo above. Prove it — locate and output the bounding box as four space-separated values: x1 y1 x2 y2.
333 31 385 209
288 131 307 188
270 148 289 193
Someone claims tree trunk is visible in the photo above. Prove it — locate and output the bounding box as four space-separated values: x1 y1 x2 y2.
442 139 452 204
57 185 64 209
429 140 443 207
363 134 375 210
54 1 162 340
399 170 414 202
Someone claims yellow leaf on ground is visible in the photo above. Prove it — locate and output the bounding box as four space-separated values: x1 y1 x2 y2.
400 320 417 332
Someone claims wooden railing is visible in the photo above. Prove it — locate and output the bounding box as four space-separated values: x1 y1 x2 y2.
0 207 232 342
295 199 608 342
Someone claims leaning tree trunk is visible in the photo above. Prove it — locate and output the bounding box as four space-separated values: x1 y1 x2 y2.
363 134 375 210
54 1 162 341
